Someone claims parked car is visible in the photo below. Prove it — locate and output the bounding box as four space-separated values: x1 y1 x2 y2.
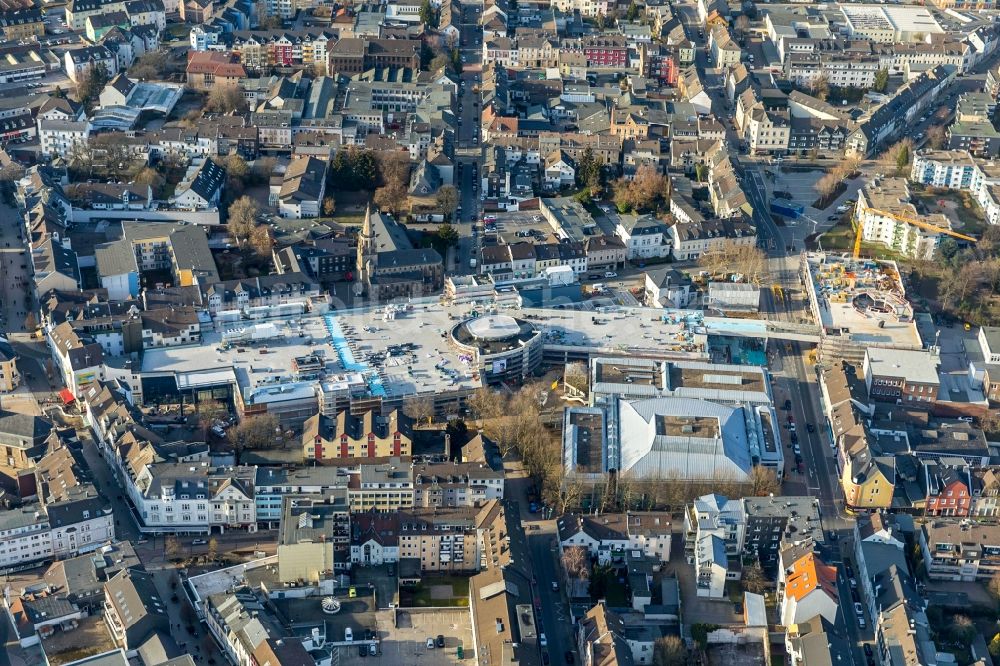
792 444 801 455
426 638 436 649
854 602 864 616
551 581 558 592
369 643 377 656
540 634 548 648
192 539 207 545
437 635 445 648
604 271 617 278
359 644 367 657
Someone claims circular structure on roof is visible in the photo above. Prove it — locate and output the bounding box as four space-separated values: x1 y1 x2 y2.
451 315 543 385
464 315 522 341
321 597 341 614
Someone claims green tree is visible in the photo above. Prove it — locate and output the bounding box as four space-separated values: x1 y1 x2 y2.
895 143 911 175
77 62 110 108
576 147 602 189
939 237 959 262
329 148 378 191
437 222 459 247
625 1 639 20
694 163 709 182
989 633 1000 660
873 68 889 92
419 0 433 25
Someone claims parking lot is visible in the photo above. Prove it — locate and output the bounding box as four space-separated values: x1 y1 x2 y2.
485 211 557 243
334 609 474 666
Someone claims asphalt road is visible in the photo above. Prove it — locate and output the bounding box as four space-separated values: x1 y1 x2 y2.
528 524 575 666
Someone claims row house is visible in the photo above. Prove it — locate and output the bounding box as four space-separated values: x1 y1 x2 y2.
479 240 587 279
557 512 673 566
82 381 258 535
577 34 629 69
301 408 412 461
200 272 319 314
0 445 115 570
228 29 335 71
638 42 678 85
924 461 974 517
669 216 756 262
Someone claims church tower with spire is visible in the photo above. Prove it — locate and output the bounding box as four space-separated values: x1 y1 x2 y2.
356 203 375 294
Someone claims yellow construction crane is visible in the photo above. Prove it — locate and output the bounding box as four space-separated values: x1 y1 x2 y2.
852 207 977 259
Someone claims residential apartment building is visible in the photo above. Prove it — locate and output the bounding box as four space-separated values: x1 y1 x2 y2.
856 177 953 260
669 217 756 261
301 409 412 461
557 512 673 566
412 461 504 508
863 348 940 406
348 457 414 511
919 520 1000 582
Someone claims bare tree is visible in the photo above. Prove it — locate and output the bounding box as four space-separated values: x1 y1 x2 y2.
373 182 409 217
228 414 280 460
403 395 435 425
989 571 1000 606
207 537 219 561
228 196 258 246
323 195 337 216
206 86 248 114
165 536 182 561
436 185 460 220
926 125 946 150
698 241 768 285
815 172 841 200
742 560 767 594
561 545 589 580
653 635 687 666
197 399 229 437
748 466 780 497
250 224 274 259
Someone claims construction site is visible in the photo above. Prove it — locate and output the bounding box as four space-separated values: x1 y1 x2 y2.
802 253 925 362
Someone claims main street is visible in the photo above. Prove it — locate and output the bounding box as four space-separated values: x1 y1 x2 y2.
452 0 484 274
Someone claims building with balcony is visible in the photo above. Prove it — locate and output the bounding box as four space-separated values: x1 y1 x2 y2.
919 520 1000 582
